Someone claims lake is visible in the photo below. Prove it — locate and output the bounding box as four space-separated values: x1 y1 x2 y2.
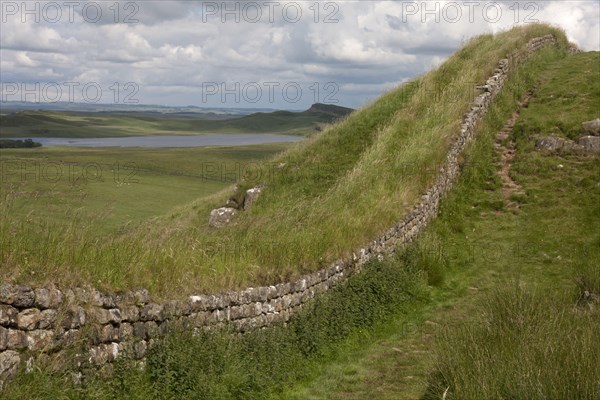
7 134 304 148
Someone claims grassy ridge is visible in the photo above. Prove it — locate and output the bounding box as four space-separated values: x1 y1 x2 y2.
0 25 572 297
278 51 600 399
3 47 598 399
0 104 353 138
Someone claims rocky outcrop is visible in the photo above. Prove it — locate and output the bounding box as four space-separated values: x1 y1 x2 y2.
568 44 583 55
0 34 559 387
208 207 237 228
578 136 600 152
209 185 264 227
535 135 600 154
581 119 600 136
0 351 20 388
535 136 580 152
243 186 263 210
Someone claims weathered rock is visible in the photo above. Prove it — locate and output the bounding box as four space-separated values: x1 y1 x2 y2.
225 198 240 209
162 300 186 319
16 309 42 331
93 324 117 344
119 323 134 341
535 136 581 152
133 340 147 359
582 119 600 136
208 207 237 228
0 326 8 350
189 295 210 312
0 305 18 327
119 305 140 322
25 330 54 352
0 284 35 308
7 329 26 350
0 350 20 380
61 306 86 329
133 289 150 305
34 288 62 309
89 308 121 325
578 135 600 152
61 329 80 347
39 310 57 330
89 343 119 364
89 290 116 308
189 311 210 327
133 322 146 339
144 321 159 338
140 303 163 321
243 186 263 210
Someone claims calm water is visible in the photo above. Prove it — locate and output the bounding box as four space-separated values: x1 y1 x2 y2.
9 134 303 148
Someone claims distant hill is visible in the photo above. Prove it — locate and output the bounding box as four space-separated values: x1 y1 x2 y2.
0 101 272 116
218 103 353 134
0 103 354 138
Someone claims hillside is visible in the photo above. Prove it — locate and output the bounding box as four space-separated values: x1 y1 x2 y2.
279 49 600 400
0 25 574 296
0 103 353 138
2 25 597 400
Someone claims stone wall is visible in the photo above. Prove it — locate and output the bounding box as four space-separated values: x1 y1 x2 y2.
0 34 558 385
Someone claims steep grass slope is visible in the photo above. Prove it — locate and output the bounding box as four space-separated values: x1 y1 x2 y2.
0 24 571 297
278 50 600 400
4 44 597 400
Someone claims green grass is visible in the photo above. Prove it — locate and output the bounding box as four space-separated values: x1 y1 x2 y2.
0 144 289 288
275 49 600 400
514 52 600 141
2 25 598 399
1 144 288 232
0 24 574 297
0 103 352 138
1 256 431 400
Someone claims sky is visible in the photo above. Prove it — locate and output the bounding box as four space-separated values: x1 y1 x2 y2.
1 0 599 110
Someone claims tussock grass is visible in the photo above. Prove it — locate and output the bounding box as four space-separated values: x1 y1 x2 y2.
1 256 429 399
2 26 598 399
276 44 600 399
425 287 600 400
0 24 571 297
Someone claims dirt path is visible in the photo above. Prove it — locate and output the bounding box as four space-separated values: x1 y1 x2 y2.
494 88 537 209
279 90 544 400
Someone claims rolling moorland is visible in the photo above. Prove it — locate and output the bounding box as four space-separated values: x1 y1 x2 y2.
0 24 598 398
0 103 353 138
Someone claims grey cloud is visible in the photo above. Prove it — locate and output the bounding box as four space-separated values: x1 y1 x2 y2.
0 1 598 109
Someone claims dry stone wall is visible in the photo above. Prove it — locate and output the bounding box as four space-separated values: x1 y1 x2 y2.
0 35 558 385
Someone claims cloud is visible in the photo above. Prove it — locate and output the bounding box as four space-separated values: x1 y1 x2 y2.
0 1 598 109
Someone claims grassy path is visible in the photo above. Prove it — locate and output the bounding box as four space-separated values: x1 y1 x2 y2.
277 52 600 400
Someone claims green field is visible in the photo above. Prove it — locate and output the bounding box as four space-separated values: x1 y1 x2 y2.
3 25 598 399
0 143 292 290
0 103 353 138
1 144 289 233
0 24 580 298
